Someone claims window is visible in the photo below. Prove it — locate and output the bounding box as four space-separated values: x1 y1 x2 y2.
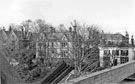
121 50 128 56
112 50 119 55
38 43 42 50
41 45 44 50
40 33 44 40
44 43 47 48
116 50 119 55
52 50 55 54
49 42 54 47
120 57 129 64
107 41 113 45
61 50 68 57
52 42 54 47
103 57 110 67
104 50 111 56
39 51 43 56
61 42 68 48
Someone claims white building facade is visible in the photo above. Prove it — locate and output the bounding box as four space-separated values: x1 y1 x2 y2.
99 32 135 67
99 47 135 67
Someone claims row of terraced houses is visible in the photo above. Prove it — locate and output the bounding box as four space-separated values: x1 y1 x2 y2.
0 26 135 67
0 26 75 64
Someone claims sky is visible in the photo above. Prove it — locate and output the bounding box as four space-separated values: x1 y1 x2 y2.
0 0 135 37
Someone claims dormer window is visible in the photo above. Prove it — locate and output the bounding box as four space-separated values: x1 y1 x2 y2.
62 35 68 41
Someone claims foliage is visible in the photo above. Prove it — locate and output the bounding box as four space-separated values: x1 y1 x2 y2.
57 24 67 32
21 19 53 33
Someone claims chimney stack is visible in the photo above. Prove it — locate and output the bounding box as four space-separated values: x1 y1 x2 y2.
50 26 56 33
69 27 72 32
3 27 5 31
131 35 134 45
125 31 129 43
21 26 25 39
9 26 12 32
21 26 24 32
53 28 56 32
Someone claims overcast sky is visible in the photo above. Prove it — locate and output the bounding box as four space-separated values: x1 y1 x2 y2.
0 0 135 36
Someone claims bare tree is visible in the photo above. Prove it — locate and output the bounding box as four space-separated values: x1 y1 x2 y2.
69 20 102 77
33 19 53 33
57 24 67 32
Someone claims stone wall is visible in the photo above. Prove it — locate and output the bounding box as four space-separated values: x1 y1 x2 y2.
61 61 135 84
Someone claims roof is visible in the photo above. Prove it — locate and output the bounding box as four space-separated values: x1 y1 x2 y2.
47 32 59 41
37 31 73 42
29 32 39 41
13 30 34 40
101 41 135 48
5 31 11 37
0 30 4 41
13 31 22 39
64 32 73 41
0 30 11 43
103 33 126 40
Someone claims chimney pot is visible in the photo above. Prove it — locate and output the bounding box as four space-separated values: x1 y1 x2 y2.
9 26 12 32
131 35 134 45
69 27 72 32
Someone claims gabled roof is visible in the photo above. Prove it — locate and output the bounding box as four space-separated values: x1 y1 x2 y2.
12 30 34 40
13 31 22 39
47 32 73 42
63 32 73 41
47 32 58 41
37 32 48 41
35 31 74 42
0 30 11 43
29 32 39 41
118 42 135 48
5 31 11 37
0 30 4 41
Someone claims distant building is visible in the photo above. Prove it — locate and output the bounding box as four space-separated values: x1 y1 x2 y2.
0 26 33 50
35 28 74 62
99 31 135 67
